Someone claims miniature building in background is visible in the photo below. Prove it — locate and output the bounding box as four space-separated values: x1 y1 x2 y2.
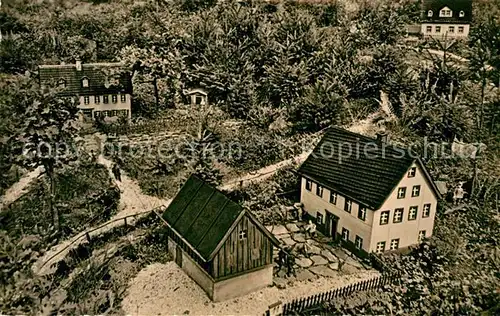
185 88 208 105
38 61 133 120
298 127 442 257
421 0 473 39
162 175 279 302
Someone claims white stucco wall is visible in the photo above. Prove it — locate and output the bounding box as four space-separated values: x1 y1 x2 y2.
300 177 374 252
78 93 132 118
369 163 438 252
421 23 470 38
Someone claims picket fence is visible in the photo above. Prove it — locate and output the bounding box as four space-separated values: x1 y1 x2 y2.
264 273 400 316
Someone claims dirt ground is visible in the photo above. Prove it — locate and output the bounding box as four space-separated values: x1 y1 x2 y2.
121 262 379 315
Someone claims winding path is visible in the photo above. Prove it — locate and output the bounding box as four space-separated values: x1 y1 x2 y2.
0 167 43 212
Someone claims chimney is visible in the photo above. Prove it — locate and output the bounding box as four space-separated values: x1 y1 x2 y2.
75 59 82 71
376 131 389 144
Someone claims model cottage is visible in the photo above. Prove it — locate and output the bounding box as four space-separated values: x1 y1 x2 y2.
38 60 133 120
298 127 441 257
421 0 473 39
162 175 279 302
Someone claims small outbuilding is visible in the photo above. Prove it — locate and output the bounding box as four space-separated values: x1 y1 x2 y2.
185 88 208 105
162 175 279 302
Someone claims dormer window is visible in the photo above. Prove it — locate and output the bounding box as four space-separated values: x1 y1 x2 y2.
439 7 453 17
459 11 465 17
428 10 433 17
81 77 89 88
58 79 66 88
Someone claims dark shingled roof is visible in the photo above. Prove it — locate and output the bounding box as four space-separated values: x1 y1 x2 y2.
38 62 132 96
421 0 473 23
163 175 279 261
298 127 440 210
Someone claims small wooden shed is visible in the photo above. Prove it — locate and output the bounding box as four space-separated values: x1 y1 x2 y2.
185 88 208 105
162 175 279 302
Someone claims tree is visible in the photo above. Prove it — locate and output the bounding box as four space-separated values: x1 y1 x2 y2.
15 77 80 232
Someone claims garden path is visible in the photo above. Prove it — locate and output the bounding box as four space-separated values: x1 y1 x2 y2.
0 166 43 212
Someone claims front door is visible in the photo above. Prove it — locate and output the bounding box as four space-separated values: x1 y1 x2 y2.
325 211 339 238
175 245 182 267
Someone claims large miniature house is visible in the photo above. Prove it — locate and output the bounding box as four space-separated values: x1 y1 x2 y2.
420 0 472 39
298 127 441 257
38 61 133 120
185 88 208 105
162 175 279 302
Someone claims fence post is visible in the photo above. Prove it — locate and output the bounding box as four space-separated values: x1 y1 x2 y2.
85 232 91 242
124 217 127 227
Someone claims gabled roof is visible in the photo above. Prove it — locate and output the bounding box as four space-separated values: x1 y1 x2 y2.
163 175 279 261
422 0 472 23
185 88 208 96
38 62 132 96
298 127 441 210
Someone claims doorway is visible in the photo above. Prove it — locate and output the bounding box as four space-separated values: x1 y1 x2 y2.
325 211 339 239
175 245 182 268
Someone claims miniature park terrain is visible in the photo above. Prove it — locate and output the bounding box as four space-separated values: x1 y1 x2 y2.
1 0 499 315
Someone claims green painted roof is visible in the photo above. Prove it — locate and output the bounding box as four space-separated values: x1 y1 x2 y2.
163 175 245 261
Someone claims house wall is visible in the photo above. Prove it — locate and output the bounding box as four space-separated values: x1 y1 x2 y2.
78 93 132 119
369 163 438 252
212 264 273 302
210 215 273 279
168 238 214 299
421 23 470 38
300 177 374 253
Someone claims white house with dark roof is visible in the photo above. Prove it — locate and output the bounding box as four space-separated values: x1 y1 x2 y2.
38 60 133 120
421 0 473 39
298 127 441 257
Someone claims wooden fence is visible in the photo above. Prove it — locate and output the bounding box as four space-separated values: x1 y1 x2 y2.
264 273 400 316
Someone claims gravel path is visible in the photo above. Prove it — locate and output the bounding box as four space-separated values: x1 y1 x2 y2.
122 262 379 316
0 166 42 212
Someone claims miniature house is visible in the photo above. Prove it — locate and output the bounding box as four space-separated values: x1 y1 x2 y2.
162 175 279 302
420 0 472 39
185 88 208 106
298 127 441 257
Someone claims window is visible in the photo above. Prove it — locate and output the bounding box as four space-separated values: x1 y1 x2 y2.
459 10 465 17
120 94 126 103
81 109 92 118
408 206 418 220
305 179 312 191
393 208 404 223
380 210 390 225
239 230 247 240
330 192 337 204
81 78 89 88
94 111 101 119
355 235 363 249
358 206 366 221
449 26 455 33
344 199 353 213
316 213 323 225
440 8 452 17
412 185 421 197
94 96 100 104
103 95 109 104
329 192 337 204
341 227 349 241
418 230 426 242
316 185 324 197
390 238 400 250
458 26 464 33
112 95 118 103
435 26 441 33
428 10 433 17
426 26 432 33
397 187 406 199
376 241 386 253
407 167 416 178
84 96 90 105
423 203 431 218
